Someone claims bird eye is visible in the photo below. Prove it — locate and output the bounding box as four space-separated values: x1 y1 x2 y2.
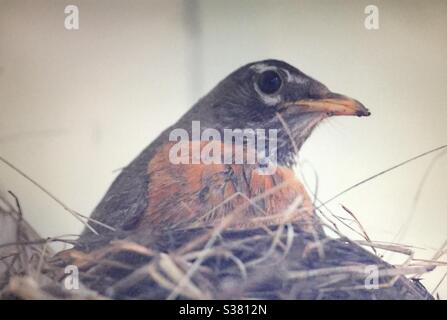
257 70 282 95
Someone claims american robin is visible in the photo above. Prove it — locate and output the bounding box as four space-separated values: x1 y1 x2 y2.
78 59 370 243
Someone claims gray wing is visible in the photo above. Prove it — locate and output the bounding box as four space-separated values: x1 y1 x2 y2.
77 131 169 246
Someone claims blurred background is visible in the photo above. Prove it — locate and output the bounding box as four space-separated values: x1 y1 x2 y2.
0 0 446 297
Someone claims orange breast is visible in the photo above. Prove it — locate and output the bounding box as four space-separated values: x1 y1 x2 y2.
138 141 314 231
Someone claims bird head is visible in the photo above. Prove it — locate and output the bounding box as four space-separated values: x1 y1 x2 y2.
178 59 370 166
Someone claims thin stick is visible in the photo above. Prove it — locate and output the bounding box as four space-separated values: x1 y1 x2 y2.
319 144 447 207
341 204 377 255
393 149 447 243
0 155 116 234
431 271 447 296
8 191 29 273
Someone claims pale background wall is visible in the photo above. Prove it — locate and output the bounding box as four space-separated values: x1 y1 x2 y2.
0 0 446 297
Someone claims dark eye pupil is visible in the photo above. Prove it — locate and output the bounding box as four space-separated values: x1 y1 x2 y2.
257 70 282 94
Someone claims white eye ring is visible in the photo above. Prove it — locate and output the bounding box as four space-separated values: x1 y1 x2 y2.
250 64 283 106
254 85 282 106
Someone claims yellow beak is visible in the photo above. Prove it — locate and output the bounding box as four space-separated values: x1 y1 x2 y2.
289 93 370 117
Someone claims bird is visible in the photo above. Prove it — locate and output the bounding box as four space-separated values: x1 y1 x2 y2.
77 59 370 247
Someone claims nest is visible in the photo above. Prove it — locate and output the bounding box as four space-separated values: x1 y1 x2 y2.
0 192 436 300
